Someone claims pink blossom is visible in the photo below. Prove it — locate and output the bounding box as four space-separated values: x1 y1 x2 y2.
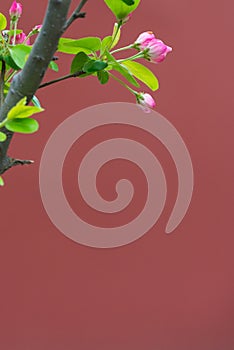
137 93 156 113
11 32 30 45
9 1 22 20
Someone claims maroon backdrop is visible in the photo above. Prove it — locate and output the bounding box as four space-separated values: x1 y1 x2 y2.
0 1 234 349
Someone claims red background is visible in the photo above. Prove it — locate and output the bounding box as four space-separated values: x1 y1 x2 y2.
1 1 234 349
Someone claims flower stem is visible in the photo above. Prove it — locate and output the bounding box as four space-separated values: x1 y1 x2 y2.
6 70 16 83
12 21 18 46
8 21 13 44
110 44 134 55
109 72 136 95
117 52 144 63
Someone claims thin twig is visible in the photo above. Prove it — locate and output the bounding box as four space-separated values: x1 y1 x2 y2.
39 71 84 89
63 0 88 32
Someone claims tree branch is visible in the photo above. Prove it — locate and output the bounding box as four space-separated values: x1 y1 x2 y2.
0 0 88 175
0 60 6 107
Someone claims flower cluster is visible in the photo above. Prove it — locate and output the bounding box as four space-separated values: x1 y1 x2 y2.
0 1 41 47
134 31 172 64
0 2 172 115
0 0 173 186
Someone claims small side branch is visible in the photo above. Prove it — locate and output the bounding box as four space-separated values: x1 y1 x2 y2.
63 0 88 32
0 156 34 175
39 71 84 89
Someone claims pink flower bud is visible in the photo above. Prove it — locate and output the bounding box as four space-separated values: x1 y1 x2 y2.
9 1 22 20
11 32 30 45
145 38 172 63
33 24 42 32
137 93 156 113
135 31 155 46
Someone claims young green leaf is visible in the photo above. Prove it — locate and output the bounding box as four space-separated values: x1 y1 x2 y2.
58 37 101 54
7 100 44 120
49 61 59 72
70 52 90 74
0 13 7 31
122 60 159 91
104 0 141 19
83 60 108 73
0 176 4 187
16 97 27 106
5 118 39 134
0 132 7 142
9 45 32 69
97 70 109 84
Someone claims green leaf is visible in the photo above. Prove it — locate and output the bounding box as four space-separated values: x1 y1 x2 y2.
97 70 109 84
49 61 59 72
83 60 108 73
58 37 101 54
5 118 39 134
70 52 90 74
122 60 159 91
0 176 4 187
7 99 44 120
4 55 20 70
105 50 139 87
100 36 112 55
0 13 7 31
32 95 41 108
0 132 7 142
104 0 141 19
9 45 32 69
